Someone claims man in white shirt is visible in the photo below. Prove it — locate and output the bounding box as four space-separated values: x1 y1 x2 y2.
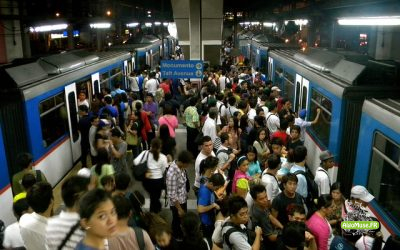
314 150 334 196
295 108 321 141
216 132 236 177
20 182 54 250
289 146 308 199
144 72 159 96
194 136 216 196
266 101 280 134
218 70 230 92
46 176 89 250
202 107 218 147
261 154 282 204
3 198 29 249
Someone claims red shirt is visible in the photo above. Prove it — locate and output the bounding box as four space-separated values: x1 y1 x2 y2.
271 130 290 146
159 82 171 95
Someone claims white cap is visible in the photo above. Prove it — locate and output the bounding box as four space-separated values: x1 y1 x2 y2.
77 168 91 178
271 86 281 92
351 185 374 203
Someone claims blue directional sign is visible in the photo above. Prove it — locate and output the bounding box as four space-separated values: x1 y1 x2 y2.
161 60 203 79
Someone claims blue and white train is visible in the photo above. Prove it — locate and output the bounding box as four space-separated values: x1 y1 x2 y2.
354 98 400 236
0 34 177 226
267 47 400 237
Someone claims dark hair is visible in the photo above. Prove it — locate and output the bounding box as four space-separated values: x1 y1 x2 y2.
202 135 212 145
13 198 29 220
111 127 122 138
16 152 33 169
220 132 229 144
250 184 266 200
228 196 248 215
237 156 248 167
150 138 162 161
293 145 307 163
317 194 333 210
104 96 112 105
181 212 207 248
280 118 289 130
208 173 225 187
282 222 306 248
114 82 121 89
100 175 114 188
95 148 110 175
159 124 171 141
282 173 298 185
383 235 400 250
199 156 218 175
135 101 142 111
149 221 172 240
330 182 344 195
163 104 174 115
189 96 198 106
254 115 265 127
287 203 306 216
62 176 89 208
246 145 257 156
270 137 283 146
79 189 113 219
79 105 89 113
256 128 268 143
112 195 131 219
114 172 131 191
177 150 193 164
267 154 281 170
21 173 36 190
27 182 53 213
290 125 301 133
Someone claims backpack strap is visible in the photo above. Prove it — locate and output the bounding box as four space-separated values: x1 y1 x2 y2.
57 221 80 250
263 171 281 191
133 227 145 250
223 222 245 249
36 170 42 182
216 148 230 157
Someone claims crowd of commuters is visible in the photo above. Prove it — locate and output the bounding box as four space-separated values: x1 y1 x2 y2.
3 50 400 250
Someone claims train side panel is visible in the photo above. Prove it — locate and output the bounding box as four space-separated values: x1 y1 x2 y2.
354 100 400 237
0 122 14 226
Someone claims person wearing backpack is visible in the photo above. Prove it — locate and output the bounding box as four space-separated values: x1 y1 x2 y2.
261 154 282 204
315 151 334 196
221 196 262 250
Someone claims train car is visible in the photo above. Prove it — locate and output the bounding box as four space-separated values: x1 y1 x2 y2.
0 50 133 225
268 48 400 193
353 98 400 238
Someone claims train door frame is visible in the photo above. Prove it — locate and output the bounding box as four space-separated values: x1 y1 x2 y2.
146 51 150 68
294 74 309 114
268 57 273 81
123 60 128 89
64 83 81 163
91 72 100 96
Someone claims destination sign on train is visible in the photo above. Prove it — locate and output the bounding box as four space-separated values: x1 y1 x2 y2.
161 60 203 79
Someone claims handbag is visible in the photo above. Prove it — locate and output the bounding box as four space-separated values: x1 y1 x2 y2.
132 150 149 181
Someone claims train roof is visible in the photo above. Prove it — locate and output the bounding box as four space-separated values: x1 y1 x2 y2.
252 41 300 50
270 48 399 87
1 50 131 100
363 98 400 134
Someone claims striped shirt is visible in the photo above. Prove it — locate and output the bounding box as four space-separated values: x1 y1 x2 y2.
45 211 84 250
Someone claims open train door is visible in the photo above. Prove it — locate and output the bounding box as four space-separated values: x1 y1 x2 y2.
91 73 100 96
268 57 273 81
294 74 309 115
65 83 81 163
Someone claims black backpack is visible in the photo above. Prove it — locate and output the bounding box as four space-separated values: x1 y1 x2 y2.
293 168 319 211
223 222 255 249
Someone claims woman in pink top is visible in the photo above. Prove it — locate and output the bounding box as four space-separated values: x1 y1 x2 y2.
232 156 251 198
306 194 335 250
158 105 178 137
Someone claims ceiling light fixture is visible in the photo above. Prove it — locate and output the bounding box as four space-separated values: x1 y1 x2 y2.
338 16 400 26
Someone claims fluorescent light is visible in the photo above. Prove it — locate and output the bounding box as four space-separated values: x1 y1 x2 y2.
294 19 308 25
145 22 152 27
244 22 250 25
29 24 68 32
154 22 161 26
163 22 169 27
126 22 139 27
338 16 400 25
263 22 274 27
251 22 259 25
90 23 111 29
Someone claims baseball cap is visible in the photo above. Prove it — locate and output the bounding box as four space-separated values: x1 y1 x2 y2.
351 185 374 203
271 86 281 92
299 109 307 119
320 150 334 161
77 168 91 179
98 119 111 129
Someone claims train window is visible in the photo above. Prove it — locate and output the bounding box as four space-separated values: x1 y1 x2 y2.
295 81 301 111
39 92 68 148
110 67 122 89
100 72 109 89
283 72 295 101
301 86 307 110
309 89 332 147
368 132 400 226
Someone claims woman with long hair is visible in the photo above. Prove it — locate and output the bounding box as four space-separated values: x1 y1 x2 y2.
306 194 335 250
90 147 115 189
328 182 346 235
178 212 211 250
134 138 168 213
76 189 117 250
253 127 270 163
219 116 241 150
158 105 179 138
159 124 176 163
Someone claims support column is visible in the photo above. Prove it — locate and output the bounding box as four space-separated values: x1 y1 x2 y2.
201 0 223 65
368 26 400 60
67 24 74 50
189 0 201 60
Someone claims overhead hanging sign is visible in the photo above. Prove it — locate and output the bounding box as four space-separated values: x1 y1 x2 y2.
160 60 203 79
